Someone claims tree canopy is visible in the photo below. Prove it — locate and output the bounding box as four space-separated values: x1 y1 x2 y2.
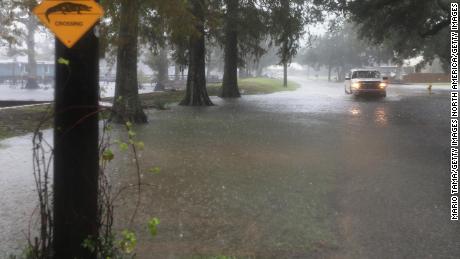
0 1 16 46
301 23 394 81
344 0 452 71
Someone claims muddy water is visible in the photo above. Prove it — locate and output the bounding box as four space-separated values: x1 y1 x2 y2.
0 130 52 256
0 79 452 258
107 79 350 258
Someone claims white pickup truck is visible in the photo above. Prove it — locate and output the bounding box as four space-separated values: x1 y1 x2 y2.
344 69 388 97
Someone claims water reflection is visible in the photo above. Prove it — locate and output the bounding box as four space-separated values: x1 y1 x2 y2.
350 106 361 116
348 104 388 127
374 106 388 127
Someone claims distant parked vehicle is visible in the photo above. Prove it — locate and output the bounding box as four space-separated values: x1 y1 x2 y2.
345 69 388 97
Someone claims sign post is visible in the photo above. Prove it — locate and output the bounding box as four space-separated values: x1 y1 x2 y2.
33 1 104 257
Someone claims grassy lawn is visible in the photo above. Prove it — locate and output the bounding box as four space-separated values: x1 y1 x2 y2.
0 104 52 140
209 77 299 95
0 78 300 141
142 77 299 108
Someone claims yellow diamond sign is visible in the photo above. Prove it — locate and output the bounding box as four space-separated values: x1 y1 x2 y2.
33 0 104 48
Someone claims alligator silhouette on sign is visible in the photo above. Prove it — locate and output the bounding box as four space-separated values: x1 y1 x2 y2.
45 2 92 22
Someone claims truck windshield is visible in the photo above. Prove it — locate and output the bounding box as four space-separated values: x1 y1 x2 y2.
352 71 381 79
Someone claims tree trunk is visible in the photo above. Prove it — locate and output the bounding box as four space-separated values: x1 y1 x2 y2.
158 46 169 85
221 0 240 98
180 0 213 106
25 16 39 89
53 13 100 259
174 64 180 80
112 0 147 123
338 66 346 82
206 49 211 79
12 62 17 85
153 46 169 91
238 67 245 78
256 62 263 77
328 63 332 82
283 62 288 87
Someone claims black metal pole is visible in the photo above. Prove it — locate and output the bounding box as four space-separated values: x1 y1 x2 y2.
53 20 99 259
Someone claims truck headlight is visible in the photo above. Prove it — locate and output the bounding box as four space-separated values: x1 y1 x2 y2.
379 82 387 89
352 82 361 89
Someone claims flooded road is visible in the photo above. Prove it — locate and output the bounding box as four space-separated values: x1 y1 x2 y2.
1 78 457 258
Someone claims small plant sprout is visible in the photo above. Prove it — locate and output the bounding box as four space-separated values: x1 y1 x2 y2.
135 141 145 150
82 237 96 253
119 230 137 254
148 167 161 175
148 217 160 237
102 149 115 161
115 139 129 151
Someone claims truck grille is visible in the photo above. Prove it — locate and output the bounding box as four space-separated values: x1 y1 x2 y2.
361 81 380 89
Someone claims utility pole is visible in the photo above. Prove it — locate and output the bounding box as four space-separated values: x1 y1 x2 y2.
53 11 100 259
33 0 103 257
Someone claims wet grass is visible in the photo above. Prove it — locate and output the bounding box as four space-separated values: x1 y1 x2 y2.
142 77 299 108
209 77 299 95
140 91 185 109
239 77 299 93
0 104 52 141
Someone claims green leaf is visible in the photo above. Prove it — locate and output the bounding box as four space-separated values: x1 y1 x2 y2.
128 130 136 138
102 149 114 161
135 141 145 150
82 237 96 252
148 218 160 237
114 140 129 151
57 57 70 66
148 167 161 175
119 230 137 254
